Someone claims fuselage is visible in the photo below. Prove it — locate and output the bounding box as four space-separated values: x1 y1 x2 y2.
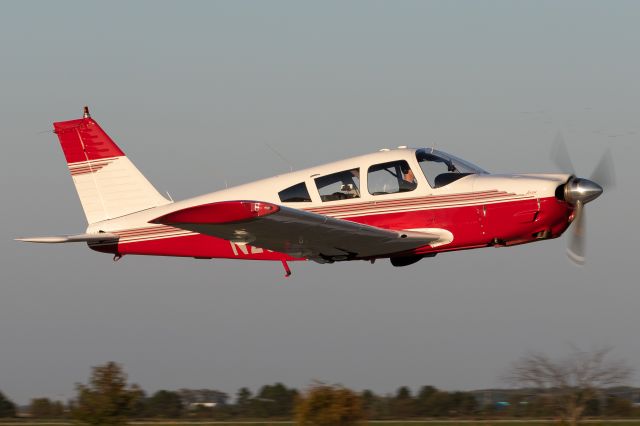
86 147 574 262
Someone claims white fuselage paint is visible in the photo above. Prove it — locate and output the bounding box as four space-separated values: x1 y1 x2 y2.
86 148 569 238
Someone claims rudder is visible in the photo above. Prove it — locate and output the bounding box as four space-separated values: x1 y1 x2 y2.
53 107 170 224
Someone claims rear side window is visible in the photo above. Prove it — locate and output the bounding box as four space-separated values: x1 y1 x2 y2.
278 182 311 202
315 169 361 202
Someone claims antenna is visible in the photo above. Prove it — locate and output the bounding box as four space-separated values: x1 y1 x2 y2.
264 142 294 172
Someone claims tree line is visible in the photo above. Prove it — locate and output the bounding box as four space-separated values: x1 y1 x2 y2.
0 363 481 421
2 382 638 422
0 348 637 425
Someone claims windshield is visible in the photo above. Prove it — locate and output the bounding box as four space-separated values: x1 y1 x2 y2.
416 148 487 188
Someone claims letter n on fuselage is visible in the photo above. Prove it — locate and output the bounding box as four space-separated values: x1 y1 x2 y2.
229 241 265 256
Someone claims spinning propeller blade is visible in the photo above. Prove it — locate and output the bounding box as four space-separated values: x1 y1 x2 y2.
550 131 575 176
589 149 616 190
566 201 585 265
550 133 614 265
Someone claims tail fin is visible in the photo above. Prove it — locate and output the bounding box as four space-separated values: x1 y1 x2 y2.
53 107 170 224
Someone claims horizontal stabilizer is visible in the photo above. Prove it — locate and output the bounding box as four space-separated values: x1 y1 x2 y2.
15 233 119 244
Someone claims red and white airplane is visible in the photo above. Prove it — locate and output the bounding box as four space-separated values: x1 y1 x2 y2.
18 107 613 276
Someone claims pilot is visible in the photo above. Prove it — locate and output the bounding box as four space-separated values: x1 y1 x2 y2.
399 164 417 191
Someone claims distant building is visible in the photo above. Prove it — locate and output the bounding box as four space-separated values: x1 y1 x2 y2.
189 402 217 409
178 388 229 408
471 387 640 407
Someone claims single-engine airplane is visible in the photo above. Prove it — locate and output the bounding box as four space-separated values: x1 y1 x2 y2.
17 107 614 276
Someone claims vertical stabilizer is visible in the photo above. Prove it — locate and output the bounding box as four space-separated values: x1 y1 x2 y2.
53 107 170 224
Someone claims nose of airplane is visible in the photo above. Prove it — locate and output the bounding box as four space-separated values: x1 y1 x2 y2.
564 177 603 205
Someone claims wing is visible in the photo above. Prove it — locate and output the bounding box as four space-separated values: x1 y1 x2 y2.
150 201 450 262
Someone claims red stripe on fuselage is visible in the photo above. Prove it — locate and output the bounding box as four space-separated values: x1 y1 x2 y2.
304 191 526 215
92 196 572 261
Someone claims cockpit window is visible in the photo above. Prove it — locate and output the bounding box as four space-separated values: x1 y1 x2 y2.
279 182 312 203
416 149 487 188
315 168 360 201
368 160 417 195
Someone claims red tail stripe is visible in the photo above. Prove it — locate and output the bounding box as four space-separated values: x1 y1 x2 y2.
53 118 125 164
68 160 113 169
69 163 112 176
116 226 179 237
118 231 195 243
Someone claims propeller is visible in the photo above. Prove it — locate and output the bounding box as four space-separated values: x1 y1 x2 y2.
550 131 615 265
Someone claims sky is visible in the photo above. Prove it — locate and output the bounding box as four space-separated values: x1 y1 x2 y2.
1 1 639 405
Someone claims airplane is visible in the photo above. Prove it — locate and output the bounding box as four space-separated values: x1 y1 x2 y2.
17 107 614 276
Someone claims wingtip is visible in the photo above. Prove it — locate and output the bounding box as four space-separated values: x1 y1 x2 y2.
150 201 280 225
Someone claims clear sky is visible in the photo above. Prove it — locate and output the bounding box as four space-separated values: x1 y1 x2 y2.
1 1 639 404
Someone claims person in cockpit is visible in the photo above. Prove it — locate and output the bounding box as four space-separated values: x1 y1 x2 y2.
399 164 417 191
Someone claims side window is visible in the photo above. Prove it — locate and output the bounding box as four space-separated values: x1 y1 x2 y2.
278 182 312 203
415 150 481 188
315 169 360 202
419 160 450 188
368 160 417 195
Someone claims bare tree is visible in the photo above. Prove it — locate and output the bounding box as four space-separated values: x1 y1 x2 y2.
506 346 633 425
